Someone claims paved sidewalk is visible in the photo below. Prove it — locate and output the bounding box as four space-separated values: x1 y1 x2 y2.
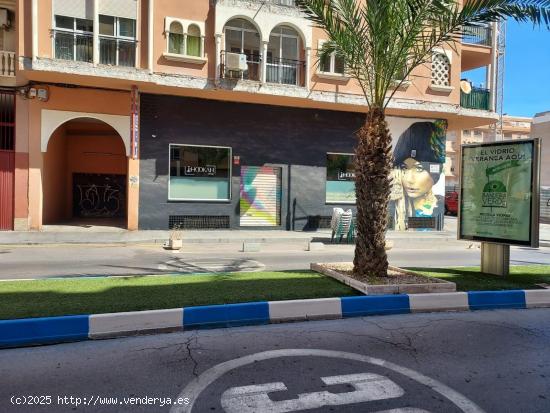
0 216 547 246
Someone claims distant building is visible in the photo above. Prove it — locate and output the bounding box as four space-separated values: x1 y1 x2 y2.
445 115 532 190
532 111 550 223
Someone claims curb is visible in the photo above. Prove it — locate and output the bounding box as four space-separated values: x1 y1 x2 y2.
2 290 550 348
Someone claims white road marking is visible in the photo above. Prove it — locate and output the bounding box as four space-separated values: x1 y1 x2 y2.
221 373 404 413
170 349 486 413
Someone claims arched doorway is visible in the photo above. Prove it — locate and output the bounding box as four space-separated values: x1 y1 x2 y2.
42 118 129 228
223 18 261 80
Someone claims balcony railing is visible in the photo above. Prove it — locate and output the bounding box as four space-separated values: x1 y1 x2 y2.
221 51 261 81
0 51 15 77
266 57 305 86
462 25 492 46
461 87 491 110
53 30 93 63
99 37 137 67
266 0 296 5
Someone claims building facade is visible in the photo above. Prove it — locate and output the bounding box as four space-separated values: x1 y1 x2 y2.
532 111 550 223
445 115 532 190
2 0 499 232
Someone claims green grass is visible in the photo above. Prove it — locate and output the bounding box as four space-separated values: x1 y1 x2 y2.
0 271 360 320
408 266 550 292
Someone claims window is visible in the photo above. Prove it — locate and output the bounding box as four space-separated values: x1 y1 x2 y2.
224 18 261 80
326 153 356 203
168 22 184 54
169 145 232 201
165 19 204 60
318 40 345 75
53 15 93 62
431 52 450 87
99 15 136 67
187 25 201 57
267 26 301 85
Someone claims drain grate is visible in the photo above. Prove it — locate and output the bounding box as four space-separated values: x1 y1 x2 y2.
169 215 230 230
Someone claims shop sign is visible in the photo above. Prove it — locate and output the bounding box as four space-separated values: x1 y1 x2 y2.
337 171 355 181
184 165 216 176
458 139 540 247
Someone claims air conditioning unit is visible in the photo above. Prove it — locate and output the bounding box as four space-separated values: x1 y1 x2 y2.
225 52 248 71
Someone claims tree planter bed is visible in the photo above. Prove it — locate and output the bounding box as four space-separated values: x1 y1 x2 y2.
311 262 456 295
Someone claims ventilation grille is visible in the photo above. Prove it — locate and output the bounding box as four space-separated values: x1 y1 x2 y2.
169 215 230 230
431 53 450 86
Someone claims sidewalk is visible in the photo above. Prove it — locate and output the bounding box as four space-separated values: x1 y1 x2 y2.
0 217 547 247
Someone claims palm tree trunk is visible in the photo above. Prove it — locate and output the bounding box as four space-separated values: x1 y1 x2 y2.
353 107 392 278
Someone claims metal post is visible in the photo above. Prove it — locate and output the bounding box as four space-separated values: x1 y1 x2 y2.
481 242 510 276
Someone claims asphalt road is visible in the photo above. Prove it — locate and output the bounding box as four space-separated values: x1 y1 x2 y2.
0 242 548 279
1 309 549 412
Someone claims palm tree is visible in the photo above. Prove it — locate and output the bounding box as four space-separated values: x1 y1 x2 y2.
296 0 550 278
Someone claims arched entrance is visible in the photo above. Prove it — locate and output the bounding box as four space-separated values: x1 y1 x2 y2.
42 117 129 228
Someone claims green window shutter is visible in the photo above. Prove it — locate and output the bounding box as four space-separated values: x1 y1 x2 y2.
187 36 200 57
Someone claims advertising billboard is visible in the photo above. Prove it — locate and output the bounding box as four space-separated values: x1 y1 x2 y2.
459 139 540 247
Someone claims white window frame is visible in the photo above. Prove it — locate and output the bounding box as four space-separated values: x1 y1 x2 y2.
267 26 300 85
52 15 93 62
316 40 348 80
429 47 454 93
98 15 137 67
168 143 233 202
163 18 207 64
326 151 356 205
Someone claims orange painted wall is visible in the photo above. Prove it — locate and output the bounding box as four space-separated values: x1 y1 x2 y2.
153 0 212 77
42 121 127 224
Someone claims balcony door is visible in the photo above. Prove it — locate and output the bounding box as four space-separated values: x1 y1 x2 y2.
224 19 261 81
267 26 300 86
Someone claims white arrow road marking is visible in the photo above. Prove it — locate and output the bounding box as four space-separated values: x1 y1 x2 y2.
221 373 404 413
170 349 485 413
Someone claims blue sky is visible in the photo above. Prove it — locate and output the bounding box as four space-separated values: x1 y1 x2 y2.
462 20 550 118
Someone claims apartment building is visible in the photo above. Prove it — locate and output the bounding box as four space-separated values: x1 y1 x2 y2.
445 115 532 189
0 0 499 232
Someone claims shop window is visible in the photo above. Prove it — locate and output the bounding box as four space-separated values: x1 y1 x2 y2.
169 144 231 201
326 153 356 203
53 15 93 62
99 15 136 67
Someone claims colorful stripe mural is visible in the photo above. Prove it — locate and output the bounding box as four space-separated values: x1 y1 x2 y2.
240 166 282 227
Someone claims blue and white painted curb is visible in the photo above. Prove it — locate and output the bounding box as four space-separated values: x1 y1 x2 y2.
1 289 550 348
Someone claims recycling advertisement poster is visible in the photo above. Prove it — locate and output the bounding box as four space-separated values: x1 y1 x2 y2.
459 140 538 246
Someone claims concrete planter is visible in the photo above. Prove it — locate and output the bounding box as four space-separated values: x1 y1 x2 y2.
167 238 183 250
311 263 456 295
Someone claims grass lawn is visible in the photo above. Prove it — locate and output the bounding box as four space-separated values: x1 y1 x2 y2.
0 271 360 320
409 265 550 292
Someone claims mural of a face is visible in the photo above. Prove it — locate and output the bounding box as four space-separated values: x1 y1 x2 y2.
390 120 447 230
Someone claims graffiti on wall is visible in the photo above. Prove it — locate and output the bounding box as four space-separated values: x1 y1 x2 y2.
73 174 126 218
389 120 447 231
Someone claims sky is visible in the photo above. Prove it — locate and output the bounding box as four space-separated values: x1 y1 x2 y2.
462 20 550 118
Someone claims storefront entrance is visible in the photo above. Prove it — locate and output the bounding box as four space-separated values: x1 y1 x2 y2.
240 166 282 227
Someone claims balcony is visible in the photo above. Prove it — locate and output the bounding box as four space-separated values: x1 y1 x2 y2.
266 57 305 86
53 30 137 68
0 51 15 77
221 51 261 81
266 0 296 5
461 86 491 111
462 25 492 47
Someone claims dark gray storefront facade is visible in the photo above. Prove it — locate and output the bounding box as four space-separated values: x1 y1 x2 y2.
138 93 364 230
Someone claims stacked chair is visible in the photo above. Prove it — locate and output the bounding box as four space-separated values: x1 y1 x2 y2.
330 208 354 243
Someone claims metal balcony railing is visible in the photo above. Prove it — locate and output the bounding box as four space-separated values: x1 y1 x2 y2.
462 25 492 46
220 51 261 81
267 0 296 6
266 57 305 86
0 51 15 77
53 30 93 63
99 37 137 67
461 87 491 110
